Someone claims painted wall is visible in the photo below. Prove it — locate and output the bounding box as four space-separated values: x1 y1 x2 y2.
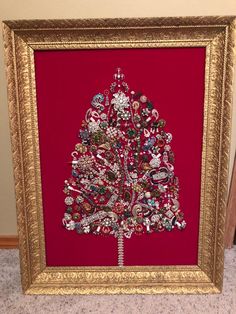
0 0 236 235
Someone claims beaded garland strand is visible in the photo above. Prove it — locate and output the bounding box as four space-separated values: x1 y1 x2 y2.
62 68 186 266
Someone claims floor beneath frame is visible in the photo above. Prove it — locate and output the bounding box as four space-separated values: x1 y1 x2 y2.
0 248 235 314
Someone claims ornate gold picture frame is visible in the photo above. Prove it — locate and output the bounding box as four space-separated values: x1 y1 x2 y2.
2 17 236 295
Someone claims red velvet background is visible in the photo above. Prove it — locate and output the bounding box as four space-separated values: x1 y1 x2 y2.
34 48 205 266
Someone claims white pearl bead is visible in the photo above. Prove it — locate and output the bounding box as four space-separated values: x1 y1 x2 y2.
145 192 151 198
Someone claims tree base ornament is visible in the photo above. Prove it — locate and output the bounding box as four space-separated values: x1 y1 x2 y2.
62 68 186 266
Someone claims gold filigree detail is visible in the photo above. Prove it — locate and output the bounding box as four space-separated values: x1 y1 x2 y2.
2 16 236 294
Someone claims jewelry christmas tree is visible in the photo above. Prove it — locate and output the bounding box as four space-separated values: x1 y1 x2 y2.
62 68 186 266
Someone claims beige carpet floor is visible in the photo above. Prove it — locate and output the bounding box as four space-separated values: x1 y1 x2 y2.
0 248 235 314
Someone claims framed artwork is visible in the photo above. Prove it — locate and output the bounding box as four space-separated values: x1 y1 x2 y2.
3 16 236 294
